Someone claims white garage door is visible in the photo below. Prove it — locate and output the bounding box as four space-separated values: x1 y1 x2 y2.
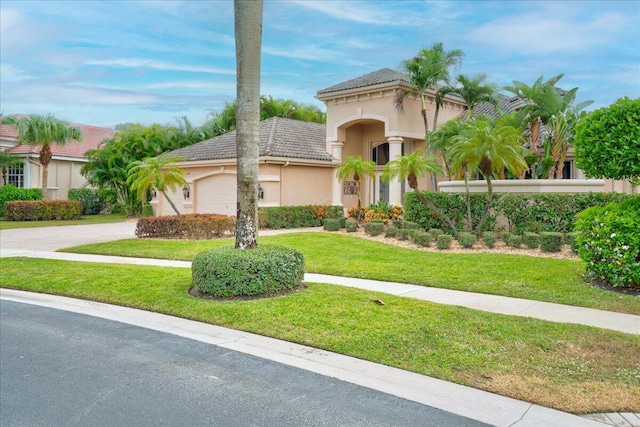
196 174 237 216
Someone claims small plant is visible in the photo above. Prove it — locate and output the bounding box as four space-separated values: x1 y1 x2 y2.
457 232 477 249
345 222 358 232
364 221 384 236
412 231 432 247
392 219 404 229
397 229 410 241
404 221 420 230
508 235 523 248
502 231 512 243
323 218 342 232
540 232 564 253
384 226 398 238
191 245 305 297
523 232 541 250
428 228 443 239
436 234 453 250
483 232 497 249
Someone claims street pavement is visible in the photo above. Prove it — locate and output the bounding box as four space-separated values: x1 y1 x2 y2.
1 221 637 426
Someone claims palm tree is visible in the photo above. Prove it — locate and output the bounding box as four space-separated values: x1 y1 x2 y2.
126 156 187 217
381 151 459 236
234 0 263 249
430 117 467 180
451 116 528 234
395 43 464 141
444 74 499 117
0 151 23 185
2 114 82 199
336 155 376 225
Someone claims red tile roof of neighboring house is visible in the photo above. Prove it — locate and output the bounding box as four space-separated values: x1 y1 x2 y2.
1 122 115 160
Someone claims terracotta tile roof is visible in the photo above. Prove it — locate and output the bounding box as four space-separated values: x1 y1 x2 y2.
167 117 335 163
317 68 407 95
1 121 115 159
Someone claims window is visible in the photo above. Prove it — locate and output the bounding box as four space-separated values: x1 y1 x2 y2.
7 163 24 187
371 143 389 166
562 161 573 179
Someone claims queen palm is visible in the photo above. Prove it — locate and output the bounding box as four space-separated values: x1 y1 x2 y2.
126 156 187 217
444 74 499 117
336 156 376 225
451 116 528 234
381 151 459 236
2 114 82 199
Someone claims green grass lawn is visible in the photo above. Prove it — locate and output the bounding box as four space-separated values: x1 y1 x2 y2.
1 257 637 414
0 214 130 230
62 232 640 315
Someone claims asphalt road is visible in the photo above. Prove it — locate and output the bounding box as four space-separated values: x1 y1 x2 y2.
0 300 487 427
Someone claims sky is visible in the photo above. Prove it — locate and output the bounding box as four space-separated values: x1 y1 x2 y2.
1 0 639 129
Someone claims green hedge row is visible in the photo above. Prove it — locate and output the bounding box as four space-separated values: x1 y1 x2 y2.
0 184 42 216
3 200 82 221
136 214 236 239
258 205 343 229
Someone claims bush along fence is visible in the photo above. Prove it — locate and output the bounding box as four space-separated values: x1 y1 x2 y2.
3 200 82 221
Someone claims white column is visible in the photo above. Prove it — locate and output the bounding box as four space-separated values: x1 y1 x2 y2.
331 141 344 206
387 136 403 206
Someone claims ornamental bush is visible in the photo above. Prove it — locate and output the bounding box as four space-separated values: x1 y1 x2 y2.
412 231 432 247
258 205 343 229
565 232 579 254
575 197 640 288
397 229 410 241
483 232 497 249
523 232 541 250
345 222 358 232
0 184 42 216
136 214 235 239
384 226 398 238
457 232 477 249
192 245 305 297
508 235 523 249
364 221 384 236
540 232 564 253
3 200 82 220
323 218 341 232
428 228 443 239
436 234 453 250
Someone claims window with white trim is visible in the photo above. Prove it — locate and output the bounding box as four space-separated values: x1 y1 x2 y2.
7 163 24 187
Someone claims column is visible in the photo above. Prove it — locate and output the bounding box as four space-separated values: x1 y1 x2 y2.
331 141 344 206
387 136 403 206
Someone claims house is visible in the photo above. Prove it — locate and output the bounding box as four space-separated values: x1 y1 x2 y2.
0 121 115 200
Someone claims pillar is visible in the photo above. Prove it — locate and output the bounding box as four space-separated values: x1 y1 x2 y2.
387 136 403 206
331 141 344 206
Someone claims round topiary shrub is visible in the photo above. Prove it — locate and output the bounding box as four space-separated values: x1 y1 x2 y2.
508 235 523 248
483 232 497 249
345 222 358 232
412 231 432 247
523 232 541 249
502 232 512 244
323 218 342 232
364 221 384 236
191 245 305 298
540 232 564 253
397 228 410 241
457 232 477 249
436 234 453 250
428 228 443 239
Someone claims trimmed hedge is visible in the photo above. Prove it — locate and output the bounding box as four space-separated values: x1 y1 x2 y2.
412 231 432 247
540 232 564 253
575 196 640 287
323 218 341 232
483 232 497 249
436 234 453 250
457 232 477 249
523 232 541 250
136 214 236 239
258 205 343 229
345 222 358 232
3 200 82 221
0 184 42 216
364 221 384 236
192 245 305 297
508 235 523 248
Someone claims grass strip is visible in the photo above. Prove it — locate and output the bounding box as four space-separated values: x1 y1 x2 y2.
62 233 640 315
0 214 130 230
0 257 638 414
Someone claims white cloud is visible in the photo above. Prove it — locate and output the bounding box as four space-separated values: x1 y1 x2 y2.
85 59 235 75
289 0 410 26
0 64 32 82
144 81 235 91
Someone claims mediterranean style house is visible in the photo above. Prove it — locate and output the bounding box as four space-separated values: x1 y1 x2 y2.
0 122 115 200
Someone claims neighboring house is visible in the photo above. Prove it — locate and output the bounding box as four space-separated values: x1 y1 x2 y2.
158 117 336 216
0 122 115 200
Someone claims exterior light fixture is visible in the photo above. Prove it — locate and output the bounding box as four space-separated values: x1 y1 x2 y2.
183 185 190 200
258 183 264 200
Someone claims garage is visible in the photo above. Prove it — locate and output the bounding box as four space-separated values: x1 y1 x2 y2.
195 173 236 216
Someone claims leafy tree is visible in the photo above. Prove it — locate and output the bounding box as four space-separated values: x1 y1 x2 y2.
444 73 499 117
2 114 82 198
574 97 640 188
451 115 528 234
430 118 467 180
126 156 187 217
336 155 376 225
234 0 263 249
0 151 23 185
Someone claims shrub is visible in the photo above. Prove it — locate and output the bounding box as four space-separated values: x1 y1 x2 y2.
436 234 453 250
502 232 512 243
483 232 497 249
259 205 343 229
3 200 82 221
508 235 522 248
575 197 640 287
565 232 579 254
412 231 432 247
428 228 443 239
523 232 541 250
384 226 398 238
345 222 358 232
323 218 342 232
136 214 235 239
141 204 154 217
457 232 477 249
191 245 305 297
403 221 420 230
68 188 120 215
364 221 384 236
0 184 42 216
392 219 404 229
540 232 564 253
397 229 410 241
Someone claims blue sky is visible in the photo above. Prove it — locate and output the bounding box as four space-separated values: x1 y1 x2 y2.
1 0 638 128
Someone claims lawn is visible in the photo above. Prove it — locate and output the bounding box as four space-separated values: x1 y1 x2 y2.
0 213 130 230
62 232 640 315
0 257 638 414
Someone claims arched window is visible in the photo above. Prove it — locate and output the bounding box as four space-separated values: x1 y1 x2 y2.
371 142 389 165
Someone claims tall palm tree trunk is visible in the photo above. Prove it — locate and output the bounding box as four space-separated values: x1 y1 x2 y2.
40 145 53 199
234 0 262 249
161 191 182 217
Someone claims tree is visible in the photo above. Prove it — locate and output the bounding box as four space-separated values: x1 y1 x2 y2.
234 0 263 249
126 156 187 217
336 155 376 225
444 74 499 117
0 151 23 185
2 114 82 198
574 97 640 188
430 118 467 180
451 116 528 234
